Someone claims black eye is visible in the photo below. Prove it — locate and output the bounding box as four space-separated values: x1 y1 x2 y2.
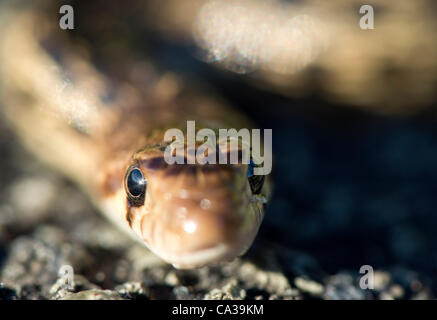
248 159 265 194
125 167 147 206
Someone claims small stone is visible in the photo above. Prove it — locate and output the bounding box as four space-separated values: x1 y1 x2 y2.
173 286 191 299
389 285 404 299
116 282 149 299
410 280 423 292
323 274 365 300
204 280 246 300
49 274 100 300
165 271 180 286
61 289 124 300
373 271 391 291
294 277 324 296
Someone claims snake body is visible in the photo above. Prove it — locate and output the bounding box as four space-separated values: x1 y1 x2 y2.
0 1 271 268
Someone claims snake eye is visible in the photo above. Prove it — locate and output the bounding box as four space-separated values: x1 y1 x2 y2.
247 159 265 194
125 167 147 206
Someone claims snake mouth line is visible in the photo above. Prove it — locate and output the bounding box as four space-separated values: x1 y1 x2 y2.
156 244 231 269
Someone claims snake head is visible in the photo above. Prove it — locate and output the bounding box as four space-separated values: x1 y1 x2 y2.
123 147 271 269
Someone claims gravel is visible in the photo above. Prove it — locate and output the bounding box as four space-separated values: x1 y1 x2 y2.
1 113 436 300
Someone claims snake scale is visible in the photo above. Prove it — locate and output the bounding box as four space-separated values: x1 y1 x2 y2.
0 0 271 269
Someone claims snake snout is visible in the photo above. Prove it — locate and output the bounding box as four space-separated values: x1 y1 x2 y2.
134 161 263 268
141 186 255 268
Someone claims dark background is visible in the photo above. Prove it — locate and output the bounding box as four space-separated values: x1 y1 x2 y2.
150 36 437 286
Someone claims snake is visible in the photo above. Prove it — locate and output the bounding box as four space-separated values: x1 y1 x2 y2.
145 0 437 115
0 1 272 269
